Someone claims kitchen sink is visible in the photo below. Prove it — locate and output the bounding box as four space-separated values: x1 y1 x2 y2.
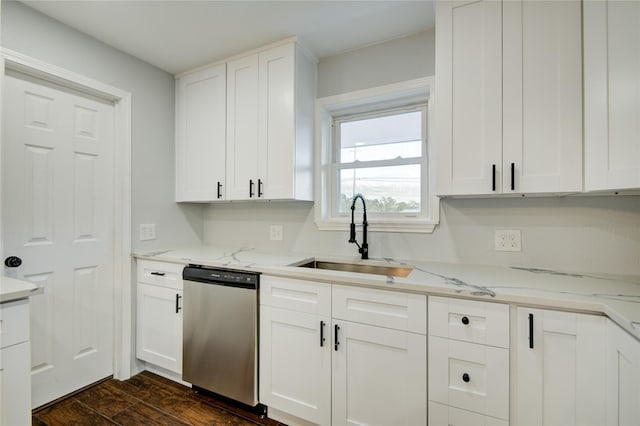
299 260 413 278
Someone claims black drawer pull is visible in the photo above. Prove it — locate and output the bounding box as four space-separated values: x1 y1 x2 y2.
320 321 326 347
217 181 222 199
462 373 470 383
150 272 165 276
461 316 469 325
334 324 340 351
175 294 182 313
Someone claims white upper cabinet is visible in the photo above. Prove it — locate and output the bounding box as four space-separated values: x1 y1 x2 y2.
176 64 227 202
436 0 583 196
584 0 640 192
176 39 316 202
226 54 260 200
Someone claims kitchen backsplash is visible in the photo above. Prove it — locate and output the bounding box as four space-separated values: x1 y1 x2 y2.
202 196 640 276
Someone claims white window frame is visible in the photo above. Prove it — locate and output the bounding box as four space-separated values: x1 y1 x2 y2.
314 77 439 233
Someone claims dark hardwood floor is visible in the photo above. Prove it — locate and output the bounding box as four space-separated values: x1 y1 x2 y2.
32 371 285 426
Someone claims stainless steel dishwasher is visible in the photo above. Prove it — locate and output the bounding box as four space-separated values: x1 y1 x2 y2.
182 265 260 407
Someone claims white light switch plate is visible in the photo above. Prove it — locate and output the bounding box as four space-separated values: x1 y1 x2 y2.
140 224 156 241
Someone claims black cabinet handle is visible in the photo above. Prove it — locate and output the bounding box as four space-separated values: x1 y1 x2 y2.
528 313 534 349
258 179 263 197
462 373 470 383
175 294 182 313
249 180 254 198
150 272 165 276
4 256 22 268
461 316 469 325
217 181 222 199
320 321 326 347
511 162 515 191
334 324 340 351
492 164 496 191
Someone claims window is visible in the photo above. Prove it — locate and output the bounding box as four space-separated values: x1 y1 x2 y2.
315 78 439 233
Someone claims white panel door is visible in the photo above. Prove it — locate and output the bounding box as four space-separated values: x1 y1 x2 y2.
259 306 331 425
435 0 502 196
584 0 640 191
503 0 582 194
136 283 183 374
515 308 606 426
226 54 259 200
332 320 427 426
2 71 115 408
258 43 295 200
176 64 227 202
606 320 640 426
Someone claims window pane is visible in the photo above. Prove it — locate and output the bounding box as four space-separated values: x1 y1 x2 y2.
339 110 422 163
339 165 421 214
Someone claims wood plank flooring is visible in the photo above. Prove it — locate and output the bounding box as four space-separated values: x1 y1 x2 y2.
32 371 285 426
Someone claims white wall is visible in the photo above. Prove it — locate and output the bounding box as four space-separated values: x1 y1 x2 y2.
203 32 640 276
1 0 203 251
317 30 435 98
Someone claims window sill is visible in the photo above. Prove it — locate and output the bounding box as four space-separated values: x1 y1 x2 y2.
315 218 437 234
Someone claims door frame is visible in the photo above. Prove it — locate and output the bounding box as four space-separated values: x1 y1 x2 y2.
0 48 134 381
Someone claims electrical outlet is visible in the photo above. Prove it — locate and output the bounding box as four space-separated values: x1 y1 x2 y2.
270 225 283 241
140 224 156 241
495 229 521 252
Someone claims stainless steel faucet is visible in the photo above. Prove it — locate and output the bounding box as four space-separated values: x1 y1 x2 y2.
348 194 369 260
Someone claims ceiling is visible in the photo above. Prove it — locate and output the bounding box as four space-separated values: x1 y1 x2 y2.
21 0 435 75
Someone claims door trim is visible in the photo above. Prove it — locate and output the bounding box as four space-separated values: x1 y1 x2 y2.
0 48 133 380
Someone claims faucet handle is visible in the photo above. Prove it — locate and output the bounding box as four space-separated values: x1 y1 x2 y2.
349 223 356 243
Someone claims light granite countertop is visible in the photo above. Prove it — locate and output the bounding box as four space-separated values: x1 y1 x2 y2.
0 275 38 303
134 246 640 340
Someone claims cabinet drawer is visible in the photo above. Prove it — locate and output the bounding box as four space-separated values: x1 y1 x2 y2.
260 276 331 317
429 402 508 426
429 296 509 348
0 299 30 349
137 260 184 290
332 285 426 334
429 336 509 420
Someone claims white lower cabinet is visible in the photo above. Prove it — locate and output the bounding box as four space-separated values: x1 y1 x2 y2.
429 337 509 420
136 283 183 373
0 299 31 426
260 277 427 426
606 319 640 426
260 306 331 425
332 319 427 426
429 402 508 426
514 307 607 426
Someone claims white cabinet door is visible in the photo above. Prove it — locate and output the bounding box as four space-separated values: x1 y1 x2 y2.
331 320 426 426
260 306 331 425
584 0 640 192
436 0 503 196
175 64 227 202
429 402 508 426
136 283 183 374
502 0 582 194
226 54 260 200
258 44 296 200
515 308 606 426
1 342 31 426
606 320 640 426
